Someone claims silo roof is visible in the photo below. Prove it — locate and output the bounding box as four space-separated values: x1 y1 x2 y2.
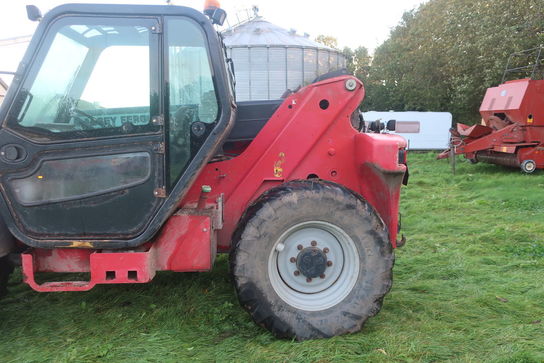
223 17 336 50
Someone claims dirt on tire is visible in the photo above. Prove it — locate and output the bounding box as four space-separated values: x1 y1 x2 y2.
230 180 394 340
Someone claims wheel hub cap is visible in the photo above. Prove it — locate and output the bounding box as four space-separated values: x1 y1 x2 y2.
269 221 360 310
296 247 327 278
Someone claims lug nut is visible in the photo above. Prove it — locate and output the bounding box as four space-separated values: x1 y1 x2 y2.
297 244 303 250
289 257 296 263
320 274 326 279
294 270 300 276
311 240 317 247
323 247 329 253
327 261 333 267
306 277 312 283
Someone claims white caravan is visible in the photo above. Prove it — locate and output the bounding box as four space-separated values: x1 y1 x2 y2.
362 111 452 150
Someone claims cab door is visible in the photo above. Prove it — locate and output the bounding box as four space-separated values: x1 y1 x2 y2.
0 6 235 249
0 15 165 242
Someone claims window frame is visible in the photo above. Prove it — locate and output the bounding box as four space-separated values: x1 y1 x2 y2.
4 15 162 143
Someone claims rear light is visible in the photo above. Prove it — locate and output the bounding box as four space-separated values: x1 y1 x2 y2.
399 149 409 185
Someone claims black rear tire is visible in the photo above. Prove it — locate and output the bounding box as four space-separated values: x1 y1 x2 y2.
0 217 15 298
0 255 14 298
230 180 393 340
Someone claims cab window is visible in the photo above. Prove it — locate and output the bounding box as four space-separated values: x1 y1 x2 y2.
7 18 159 140
166 17 219 185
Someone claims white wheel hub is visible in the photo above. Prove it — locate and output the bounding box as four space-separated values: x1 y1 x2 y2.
268 221 360 311
522 160 536 172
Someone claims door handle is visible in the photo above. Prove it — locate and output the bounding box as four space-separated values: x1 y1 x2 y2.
0 144 27 163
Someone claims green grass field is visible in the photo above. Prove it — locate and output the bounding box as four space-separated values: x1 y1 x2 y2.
1 152 543 362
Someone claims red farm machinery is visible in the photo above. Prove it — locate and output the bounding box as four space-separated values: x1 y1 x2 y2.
0 3 408 340
439 46 544 173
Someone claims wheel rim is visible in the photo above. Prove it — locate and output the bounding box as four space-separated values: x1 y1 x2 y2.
523 160 536 172
268 221 360 311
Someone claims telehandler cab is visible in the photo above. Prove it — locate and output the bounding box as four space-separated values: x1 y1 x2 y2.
0 3 407 340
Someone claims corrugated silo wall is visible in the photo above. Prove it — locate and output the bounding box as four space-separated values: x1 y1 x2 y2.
228 46 346 101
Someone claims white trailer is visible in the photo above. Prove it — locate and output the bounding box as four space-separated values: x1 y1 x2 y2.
362 111 452 150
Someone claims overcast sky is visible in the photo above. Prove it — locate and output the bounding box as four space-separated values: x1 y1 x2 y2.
0 0 425 81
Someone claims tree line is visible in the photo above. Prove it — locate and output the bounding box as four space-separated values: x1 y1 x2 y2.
320 0 544 124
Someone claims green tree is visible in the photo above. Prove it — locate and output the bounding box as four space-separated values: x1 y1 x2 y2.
315 35 338 49
366 0 544 122
343 46 375 103
343 46 371 81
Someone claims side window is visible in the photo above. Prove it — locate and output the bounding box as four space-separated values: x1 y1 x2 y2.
167 18 219 185
7 20 158 139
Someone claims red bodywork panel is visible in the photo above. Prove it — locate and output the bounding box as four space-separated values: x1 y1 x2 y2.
180 76 407 252
440 79 544 169
23 214 215 292
480 79 544 126
22 76 407 291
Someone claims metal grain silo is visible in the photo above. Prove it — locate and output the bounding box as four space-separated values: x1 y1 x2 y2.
223 17 346 101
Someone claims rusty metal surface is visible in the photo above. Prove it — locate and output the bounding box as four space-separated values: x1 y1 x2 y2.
475 150 520 168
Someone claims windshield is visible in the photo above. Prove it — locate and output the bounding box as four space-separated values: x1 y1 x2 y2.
6 18 158 140
20 32 89 127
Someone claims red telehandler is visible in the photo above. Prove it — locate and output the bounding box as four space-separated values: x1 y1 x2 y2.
438 46 544 173
0 3 407 340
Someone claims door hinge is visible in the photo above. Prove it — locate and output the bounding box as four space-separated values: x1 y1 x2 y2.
153 187 166 198
154 142 165 154
151 115 164 126
213 193 224 230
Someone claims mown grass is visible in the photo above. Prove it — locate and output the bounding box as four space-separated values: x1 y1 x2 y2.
1 152 544 362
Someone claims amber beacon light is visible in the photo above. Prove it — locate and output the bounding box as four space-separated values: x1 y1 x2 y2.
204 0 221 10
203 0 226 25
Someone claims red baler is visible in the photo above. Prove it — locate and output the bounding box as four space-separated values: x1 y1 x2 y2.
439 48 544 173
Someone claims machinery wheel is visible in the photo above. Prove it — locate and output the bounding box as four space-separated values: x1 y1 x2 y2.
230 180 393 340
468 158 478 164
520 159 537 174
